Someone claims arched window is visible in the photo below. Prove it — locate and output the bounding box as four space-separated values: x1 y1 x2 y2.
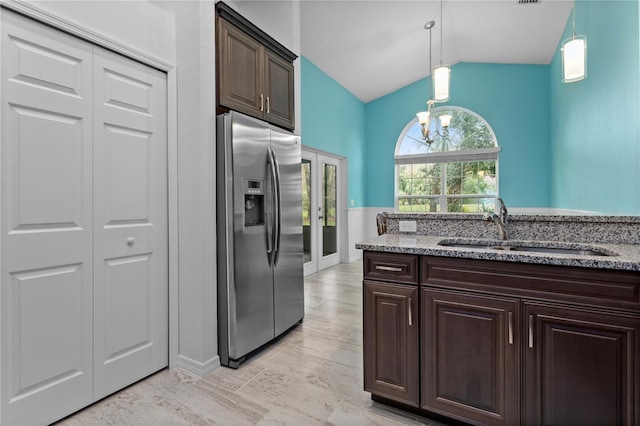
395 106 500 213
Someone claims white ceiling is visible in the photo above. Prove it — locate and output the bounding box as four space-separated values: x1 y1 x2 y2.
300 0 574 102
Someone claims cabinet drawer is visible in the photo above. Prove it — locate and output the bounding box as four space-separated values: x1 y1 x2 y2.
364 252 418 285
422 256 640 311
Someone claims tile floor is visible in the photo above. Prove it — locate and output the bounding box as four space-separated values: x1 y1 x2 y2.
57 261 447 425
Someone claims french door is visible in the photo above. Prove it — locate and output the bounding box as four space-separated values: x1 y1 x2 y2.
302 149 342 276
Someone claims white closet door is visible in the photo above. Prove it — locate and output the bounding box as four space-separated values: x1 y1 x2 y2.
1 11 94 425
92 47 168 400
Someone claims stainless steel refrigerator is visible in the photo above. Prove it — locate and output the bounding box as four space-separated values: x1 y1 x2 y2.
216 111 304 368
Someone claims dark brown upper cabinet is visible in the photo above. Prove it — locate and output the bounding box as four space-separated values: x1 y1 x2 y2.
216 2 296 131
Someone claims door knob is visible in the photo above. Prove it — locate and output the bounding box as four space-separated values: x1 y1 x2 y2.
127 237 135 246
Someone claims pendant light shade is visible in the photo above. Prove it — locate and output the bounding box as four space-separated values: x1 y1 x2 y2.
433 64 450 102
561 3 586 83
562 35 587 83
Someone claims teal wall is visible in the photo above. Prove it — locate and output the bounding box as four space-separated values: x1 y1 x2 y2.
301 0 640 213
550 0 640 214
365 63 550 208
300 56 366 207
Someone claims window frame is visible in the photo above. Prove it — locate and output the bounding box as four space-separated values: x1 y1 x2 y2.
394 106 501 213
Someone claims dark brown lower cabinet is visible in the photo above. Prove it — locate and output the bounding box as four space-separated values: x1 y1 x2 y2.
524 302 640 426
422 289 520 426
363 280 419 406
362 253 640 425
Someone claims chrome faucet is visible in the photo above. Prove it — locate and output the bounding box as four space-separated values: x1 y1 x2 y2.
483 198 509 240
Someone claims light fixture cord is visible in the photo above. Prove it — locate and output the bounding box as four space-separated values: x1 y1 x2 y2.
572 3 576 39
429 25 433 103
440 0 444 64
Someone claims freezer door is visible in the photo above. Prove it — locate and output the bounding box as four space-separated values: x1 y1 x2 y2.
270 129 304 336
218 112 275 363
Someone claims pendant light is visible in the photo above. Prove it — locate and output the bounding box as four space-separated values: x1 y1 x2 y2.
433 0 450 101
416 18 451 145
561 2 587 83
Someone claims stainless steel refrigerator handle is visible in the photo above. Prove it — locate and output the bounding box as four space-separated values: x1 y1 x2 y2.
267 147 277 264
272 149 282 266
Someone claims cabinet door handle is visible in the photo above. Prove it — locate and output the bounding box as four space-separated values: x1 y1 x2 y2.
508 312 513 345
266 96 270 114
375 265 402 272
260 94 264 112
408 297 413 326
528 314 534 349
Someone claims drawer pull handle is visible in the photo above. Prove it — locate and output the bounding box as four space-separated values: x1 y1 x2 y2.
528 315 534 349
260 94 264 112
266 96 270 114
408 297 413 326
375 265 402 272
508 312 513 345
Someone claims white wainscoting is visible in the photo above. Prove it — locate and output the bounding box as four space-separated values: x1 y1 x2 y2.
346 207 394 263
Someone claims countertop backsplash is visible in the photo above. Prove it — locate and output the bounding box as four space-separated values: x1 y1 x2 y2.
381 213 640 245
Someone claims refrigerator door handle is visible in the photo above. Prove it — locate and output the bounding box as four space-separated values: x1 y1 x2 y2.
267 147 278 265
271 148 282 266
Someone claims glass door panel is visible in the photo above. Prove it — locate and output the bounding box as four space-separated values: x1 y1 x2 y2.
302 159 312 264
322 163 337 257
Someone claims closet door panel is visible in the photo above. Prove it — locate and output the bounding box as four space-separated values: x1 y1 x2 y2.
1 10 94 425
92 47 168 400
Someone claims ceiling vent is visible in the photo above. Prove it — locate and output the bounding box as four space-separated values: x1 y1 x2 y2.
518 0 541 3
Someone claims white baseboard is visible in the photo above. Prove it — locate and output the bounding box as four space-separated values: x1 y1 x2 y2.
176 354 221 377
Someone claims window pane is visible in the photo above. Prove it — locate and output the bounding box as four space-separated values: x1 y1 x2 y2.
446 162 462 194
411 198 427 212
426 164 441 195
425 178 438 195
462 162 482 194
397 124 434 155
447 198 462 212
426 198 440 212
399 164 412 179
449 197 496 213
398 197 411 212
412 198 440 212
397 197 441 212
478 161 497 193
406 179 417 196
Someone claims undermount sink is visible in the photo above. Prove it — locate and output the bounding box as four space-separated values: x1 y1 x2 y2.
437 239 617 257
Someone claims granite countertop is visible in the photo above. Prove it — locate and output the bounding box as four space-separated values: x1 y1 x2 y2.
356 234 640 271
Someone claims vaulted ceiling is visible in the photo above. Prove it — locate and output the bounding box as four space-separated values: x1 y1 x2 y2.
300 0 574 102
